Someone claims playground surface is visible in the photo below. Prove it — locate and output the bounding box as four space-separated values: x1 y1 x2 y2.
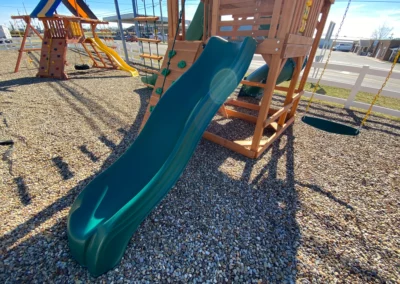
1 49 399 283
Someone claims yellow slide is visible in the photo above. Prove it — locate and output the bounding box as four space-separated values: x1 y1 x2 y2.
87 36 139 77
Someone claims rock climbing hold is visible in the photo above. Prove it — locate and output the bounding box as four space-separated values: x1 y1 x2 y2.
168 50 176 59
155 88 163 95
161 68 171 76
177 60 186 69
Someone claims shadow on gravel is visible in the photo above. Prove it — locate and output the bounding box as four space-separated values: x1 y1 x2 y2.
1 88 394 283
52 156 74 180
0 87 148 281
13 176 32 206
0 77 51 93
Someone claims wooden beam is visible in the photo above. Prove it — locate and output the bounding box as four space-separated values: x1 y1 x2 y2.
298 2 331 91
255 116 295 158
278 56 304 125
137 38 161 43
133 16 159 22
225 99 260 111
250 55 281 152
225 109 258 124
140 54 163 60
203 131 256 158
241 80 266 88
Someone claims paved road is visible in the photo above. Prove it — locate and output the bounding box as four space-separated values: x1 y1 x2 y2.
131 42 399 92
248 50 400 92
5 39 398 92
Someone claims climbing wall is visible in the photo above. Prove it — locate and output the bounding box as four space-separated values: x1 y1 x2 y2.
140 40 204 128
38 38 68 79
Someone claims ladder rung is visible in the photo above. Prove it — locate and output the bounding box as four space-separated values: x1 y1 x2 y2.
133 16 159 22
137 38 161 43
141 68 160 75
140 53 163 60
241 80 266 88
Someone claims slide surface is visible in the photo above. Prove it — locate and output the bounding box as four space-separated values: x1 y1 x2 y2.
87 36 139 77
68 36 256 276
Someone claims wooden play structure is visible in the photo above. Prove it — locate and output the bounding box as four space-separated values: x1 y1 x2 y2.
12 0 137 79
11 15 44 73
141 0 335 158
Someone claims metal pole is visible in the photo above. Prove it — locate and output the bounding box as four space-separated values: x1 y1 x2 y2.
132 0 140 37
132 0 144 64
114 0 130 62
159 0 165 42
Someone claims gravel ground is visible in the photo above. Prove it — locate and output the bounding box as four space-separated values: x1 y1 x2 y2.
1 49 399 283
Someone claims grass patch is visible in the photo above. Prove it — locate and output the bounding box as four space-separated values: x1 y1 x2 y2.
276 81 400 121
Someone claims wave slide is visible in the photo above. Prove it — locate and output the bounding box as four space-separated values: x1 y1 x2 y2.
67 36 257 276
86 36 139 77
239 57 308 98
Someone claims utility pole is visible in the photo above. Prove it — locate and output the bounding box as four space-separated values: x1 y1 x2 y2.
114 0 130 62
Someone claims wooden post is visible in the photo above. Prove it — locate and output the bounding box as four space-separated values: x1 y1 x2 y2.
250 55 281 152
12 15 43 73
298 3 331 92
278 56 304 125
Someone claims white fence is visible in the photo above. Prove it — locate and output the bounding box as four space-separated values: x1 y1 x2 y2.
305 62 400 117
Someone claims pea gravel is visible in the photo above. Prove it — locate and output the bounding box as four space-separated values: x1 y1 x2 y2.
1 49 399 283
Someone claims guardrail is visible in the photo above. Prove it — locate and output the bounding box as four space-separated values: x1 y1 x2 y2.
304 62 400 117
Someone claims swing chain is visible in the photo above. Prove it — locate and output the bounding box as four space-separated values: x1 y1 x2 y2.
305 0 352 113
359 50 400 129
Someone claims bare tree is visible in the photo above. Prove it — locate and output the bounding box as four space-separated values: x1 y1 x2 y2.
371 23 394 39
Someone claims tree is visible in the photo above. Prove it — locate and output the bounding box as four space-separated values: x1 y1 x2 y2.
371 23 394 39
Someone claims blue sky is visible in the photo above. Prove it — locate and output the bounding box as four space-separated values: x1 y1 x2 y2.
1 0 399 39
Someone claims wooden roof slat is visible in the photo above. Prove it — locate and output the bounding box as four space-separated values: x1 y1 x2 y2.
133 16 159 22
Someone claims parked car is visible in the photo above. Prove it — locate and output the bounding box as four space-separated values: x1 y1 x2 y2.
140 32 152 39
0 38 13 44
126 35 138 42
333 43 352 52
150 32 166 41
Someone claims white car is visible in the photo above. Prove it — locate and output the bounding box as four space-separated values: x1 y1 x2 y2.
333 43 352 52
150 32 167 41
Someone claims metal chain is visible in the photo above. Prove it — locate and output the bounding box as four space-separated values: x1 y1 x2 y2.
305 0 352 113
359 50 400 129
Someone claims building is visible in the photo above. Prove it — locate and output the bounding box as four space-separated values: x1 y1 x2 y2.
388 47 399 62
373 40 400 61
318 36 357 49
352 39 373 55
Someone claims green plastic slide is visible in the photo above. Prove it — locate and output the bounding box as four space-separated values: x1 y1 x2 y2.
67 36 257 276
141 2 204 87
239 58 308 98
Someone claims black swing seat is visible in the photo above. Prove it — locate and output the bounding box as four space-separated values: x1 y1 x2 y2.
74 64 90 70
301 115 360 136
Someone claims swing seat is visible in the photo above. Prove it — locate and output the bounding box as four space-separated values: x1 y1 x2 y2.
301 115 360 136
74 64 90 70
